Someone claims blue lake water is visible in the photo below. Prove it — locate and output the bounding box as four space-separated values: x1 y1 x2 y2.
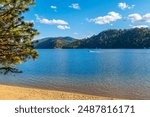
1 49 150 99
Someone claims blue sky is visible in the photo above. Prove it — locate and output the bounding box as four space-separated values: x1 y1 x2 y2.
24 0 150 39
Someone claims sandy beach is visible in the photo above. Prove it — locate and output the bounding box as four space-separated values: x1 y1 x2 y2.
0 84 122 100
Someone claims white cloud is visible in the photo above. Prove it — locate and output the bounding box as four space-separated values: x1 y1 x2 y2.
69 3 80 10
50 5 57 9
73 32 79 35
35 14 70 30
50 5 57 12
118 2 135 10
131 5 135 8
133 25 149 28
143 13 150 22
88 11 122 25
128 13 150 22
35 14 68 25
57 25 70 30
128 13 142 22
118 3 128 10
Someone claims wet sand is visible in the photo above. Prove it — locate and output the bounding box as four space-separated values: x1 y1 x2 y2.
0 84 122 100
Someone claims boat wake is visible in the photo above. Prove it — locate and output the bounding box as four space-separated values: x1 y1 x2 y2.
88 50 101 53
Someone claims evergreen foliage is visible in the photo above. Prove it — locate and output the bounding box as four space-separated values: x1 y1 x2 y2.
64 28 150 49
0 0 39 74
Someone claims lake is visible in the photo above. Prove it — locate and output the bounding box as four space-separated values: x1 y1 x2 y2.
0 49 150 99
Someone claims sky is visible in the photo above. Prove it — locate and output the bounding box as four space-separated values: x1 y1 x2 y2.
23 0 150 40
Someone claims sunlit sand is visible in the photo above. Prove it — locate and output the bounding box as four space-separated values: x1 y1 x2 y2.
0 84 122 100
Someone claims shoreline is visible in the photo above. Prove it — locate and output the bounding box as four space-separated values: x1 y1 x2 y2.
0 84 123 100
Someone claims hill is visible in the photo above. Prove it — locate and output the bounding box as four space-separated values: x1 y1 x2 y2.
63 28 150 49
33 28 150 49
33 37 76 49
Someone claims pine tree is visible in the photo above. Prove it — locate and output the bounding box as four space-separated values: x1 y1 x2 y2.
0 0 39 74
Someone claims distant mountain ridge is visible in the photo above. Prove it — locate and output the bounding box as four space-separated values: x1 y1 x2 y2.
33 37 76 49
33 28 150 49
64 28 150 49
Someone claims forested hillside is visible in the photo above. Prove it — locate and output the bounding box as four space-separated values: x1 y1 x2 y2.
64 28 150 49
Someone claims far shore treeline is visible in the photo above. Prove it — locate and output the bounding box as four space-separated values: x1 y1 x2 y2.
33 28 150 49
